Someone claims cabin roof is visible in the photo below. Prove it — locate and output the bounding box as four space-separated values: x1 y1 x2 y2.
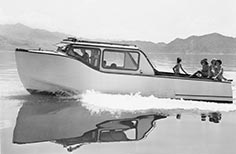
61 37 139 50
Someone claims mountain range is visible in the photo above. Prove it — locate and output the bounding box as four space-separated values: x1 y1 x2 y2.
0 23 236 55
0 23 67 50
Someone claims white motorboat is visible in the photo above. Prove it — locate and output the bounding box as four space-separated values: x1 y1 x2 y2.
15 37 233 103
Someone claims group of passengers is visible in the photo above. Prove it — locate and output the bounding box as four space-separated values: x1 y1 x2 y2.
67 47 99 67
173 57 230 82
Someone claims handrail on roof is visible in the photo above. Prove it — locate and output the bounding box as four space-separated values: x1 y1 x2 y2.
63 37 137 47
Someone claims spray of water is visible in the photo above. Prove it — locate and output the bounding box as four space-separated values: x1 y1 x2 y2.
80 90 236 114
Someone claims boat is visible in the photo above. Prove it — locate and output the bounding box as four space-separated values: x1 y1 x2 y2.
15 37 233 103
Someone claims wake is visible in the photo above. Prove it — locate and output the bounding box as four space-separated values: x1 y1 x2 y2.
79 90 236 114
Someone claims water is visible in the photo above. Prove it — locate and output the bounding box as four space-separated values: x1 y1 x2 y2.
1 51 236 154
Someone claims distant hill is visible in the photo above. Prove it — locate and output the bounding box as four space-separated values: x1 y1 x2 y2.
121 33 236 55
0 23 67 50
0 23 236 54
164 33 236 54
118 40 167 54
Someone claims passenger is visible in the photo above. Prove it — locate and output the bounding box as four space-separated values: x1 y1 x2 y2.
212 59 228 81
172 57 188 75
208 58 217 79
102 60 107 67
110 63 117 69
67 47 81 59
67 47 74 56
81 50 89 63
190 58 209 78
90 50 99 66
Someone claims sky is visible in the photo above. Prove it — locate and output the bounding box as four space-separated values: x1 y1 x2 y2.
0 0 236 43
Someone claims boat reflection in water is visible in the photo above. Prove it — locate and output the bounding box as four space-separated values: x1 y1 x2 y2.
13 100 167 152
200 112 222 123
56 114 166 152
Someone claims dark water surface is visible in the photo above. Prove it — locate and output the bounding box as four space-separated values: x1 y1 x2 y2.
1 51 236 154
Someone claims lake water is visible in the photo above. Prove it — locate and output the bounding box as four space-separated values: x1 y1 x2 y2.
1 51 236 154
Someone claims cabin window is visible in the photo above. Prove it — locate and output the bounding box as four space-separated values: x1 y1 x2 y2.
67 46 100 68
103 50 139 70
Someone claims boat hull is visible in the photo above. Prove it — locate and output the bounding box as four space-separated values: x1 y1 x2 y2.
15 49 233 103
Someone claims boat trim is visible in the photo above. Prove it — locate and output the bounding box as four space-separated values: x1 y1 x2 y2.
175 94 233 103
61 41 139 50
62 38 138 48
181 98 232 104
175 93 232 99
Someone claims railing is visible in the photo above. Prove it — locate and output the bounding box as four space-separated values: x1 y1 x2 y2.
63 37 137 48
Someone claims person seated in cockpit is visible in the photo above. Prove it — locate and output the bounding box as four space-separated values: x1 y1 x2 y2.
212 59 231 82
67 47 81 59
173 57 188 75
102 60 107 67
81 50 89 63
110 63 117 69
90 50 99 67
190 58 209 78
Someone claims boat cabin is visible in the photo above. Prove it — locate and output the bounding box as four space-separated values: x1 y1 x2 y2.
57 37 156 76
57 37 227 80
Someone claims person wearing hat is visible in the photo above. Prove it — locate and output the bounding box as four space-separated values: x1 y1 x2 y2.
212 59 228 81
173 57 188 75
208 58 217 79
190 58 209 78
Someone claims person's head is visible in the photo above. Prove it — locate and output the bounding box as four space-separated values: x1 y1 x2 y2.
216 59 222 66
200 58 208 65
102 60 107 66
211 58 217 65
177 57 182 63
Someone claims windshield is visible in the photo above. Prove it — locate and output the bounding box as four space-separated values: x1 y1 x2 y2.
56 43 68 52
66 46 101 69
